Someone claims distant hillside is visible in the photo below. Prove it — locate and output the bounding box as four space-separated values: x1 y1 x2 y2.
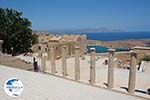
34 27 125 34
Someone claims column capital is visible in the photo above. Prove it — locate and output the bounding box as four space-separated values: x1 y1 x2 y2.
130 50 137 55
75 46 80 49
130 50 137 58
108 48 115 53
90 48 96 52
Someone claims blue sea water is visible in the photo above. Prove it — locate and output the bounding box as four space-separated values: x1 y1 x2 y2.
84 32 150 41
84 32 150 53
87 46 129 53
87 46 108 53
57 32 150 41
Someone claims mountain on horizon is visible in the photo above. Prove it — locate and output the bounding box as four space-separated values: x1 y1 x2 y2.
33 27 126 34
72 27 126 33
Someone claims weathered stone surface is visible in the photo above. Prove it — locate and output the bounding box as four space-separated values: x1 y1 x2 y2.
61 45 68 77
107 49 115 89
0 66 145 100
128 51 137 94
50 45 56 74
89 48 96 84
75 46 80 81
41 54 47 72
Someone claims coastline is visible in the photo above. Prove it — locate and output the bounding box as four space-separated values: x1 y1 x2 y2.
87 38 150 49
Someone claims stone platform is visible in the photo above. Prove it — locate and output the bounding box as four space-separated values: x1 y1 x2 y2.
0 65 147 100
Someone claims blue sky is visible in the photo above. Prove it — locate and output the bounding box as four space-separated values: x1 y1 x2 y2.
0 0 150 31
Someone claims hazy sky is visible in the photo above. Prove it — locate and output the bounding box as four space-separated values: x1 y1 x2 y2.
0 0 150 31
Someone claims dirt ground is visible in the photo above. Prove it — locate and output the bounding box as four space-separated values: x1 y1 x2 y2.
0 54 33 70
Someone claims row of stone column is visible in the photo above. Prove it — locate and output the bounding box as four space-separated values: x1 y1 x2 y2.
41 45 80 80
89 48 137 94
40 45 137 94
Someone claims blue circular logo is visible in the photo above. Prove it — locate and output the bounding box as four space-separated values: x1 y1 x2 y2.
4 78 23 97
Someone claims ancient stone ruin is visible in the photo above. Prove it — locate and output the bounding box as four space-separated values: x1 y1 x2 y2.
37 44 150 95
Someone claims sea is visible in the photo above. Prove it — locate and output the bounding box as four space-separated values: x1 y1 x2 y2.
59 32 150 53
86 46 129 53
79 32 150 41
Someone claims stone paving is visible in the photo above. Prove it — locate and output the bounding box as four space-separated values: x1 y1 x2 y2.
0 65 147 100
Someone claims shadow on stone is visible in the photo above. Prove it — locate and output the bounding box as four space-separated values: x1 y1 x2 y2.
120 86 147 94
103 83 108 87
135 89 147 94
120 86 128 91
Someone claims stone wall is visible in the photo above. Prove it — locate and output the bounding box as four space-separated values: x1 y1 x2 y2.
32 43 48 53
134 47 150 63
32 34 87 58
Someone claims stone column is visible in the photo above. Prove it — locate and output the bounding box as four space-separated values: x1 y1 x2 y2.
50 45 56 74
61 45 68 77
75 46 80 81
38 52 42 58
89 48 96 84
47 48 51 60
41 54 47 72
107 49 115 89
128 51 137 94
